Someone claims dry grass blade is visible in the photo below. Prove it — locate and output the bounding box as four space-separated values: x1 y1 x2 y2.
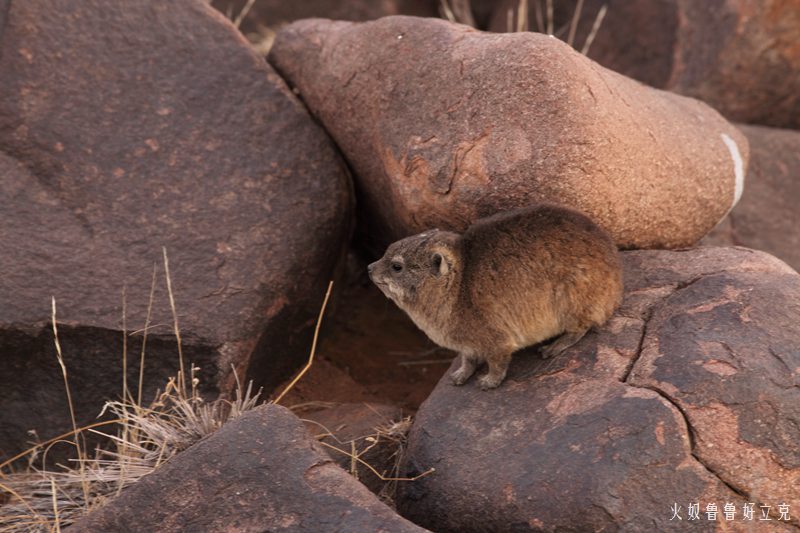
440 0 475 26
581 4 607 55
567 0 585 47
546 0 554 34
272 281 334 405
0 421 121 475
50 479 60 533
317 441 434 482
0 480 43 524
440 0 456 23
50 298 89 508
232 0 257 28
516 0 529 33
534 0 544 33
161 247 186 395
121 285 128 403
138 263 157 406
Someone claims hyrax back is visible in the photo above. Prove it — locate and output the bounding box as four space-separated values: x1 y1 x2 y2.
368 204 623 389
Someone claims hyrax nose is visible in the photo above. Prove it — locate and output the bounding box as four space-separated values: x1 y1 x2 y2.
367 262 376 274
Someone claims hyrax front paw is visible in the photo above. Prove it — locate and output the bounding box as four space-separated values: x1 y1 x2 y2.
450 367 471 386
450 355 477 386
477 373 503 390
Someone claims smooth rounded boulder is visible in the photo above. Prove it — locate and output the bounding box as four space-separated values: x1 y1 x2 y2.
397 247 800 531
268 16 748 252
0 0 352 459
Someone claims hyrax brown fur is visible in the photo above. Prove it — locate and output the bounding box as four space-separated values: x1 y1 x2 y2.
368 204 623 390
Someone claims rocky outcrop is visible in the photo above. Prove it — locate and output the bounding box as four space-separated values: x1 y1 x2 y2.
70 404 426 532
269 16 748 253
398 247 800 531
704 124 800 273
0 0 352 459
489 0 800 129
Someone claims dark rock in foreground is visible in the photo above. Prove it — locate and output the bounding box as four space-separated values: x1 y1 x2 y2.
704 124 800 273
398 247 800 531
0 0 352 460
71 404 427 532
269 16 748 252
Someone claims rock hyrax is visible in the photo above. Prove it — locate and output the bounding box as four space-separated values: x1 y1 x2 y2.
368 204 623 389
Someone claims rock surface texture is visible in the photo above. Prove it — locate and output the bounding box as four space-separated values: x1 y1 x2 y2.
704 125 800 273
398 247 800 531
0 0 352 459
70 404 427 532
490 0 800 128
269 16 748 252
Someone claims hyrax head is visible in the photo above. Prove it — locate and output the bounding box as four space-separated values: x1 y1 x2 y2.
368 229 461 308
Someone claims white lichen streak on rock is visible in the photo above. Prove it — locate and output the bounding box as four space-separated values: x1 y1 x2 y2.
720 133 745 213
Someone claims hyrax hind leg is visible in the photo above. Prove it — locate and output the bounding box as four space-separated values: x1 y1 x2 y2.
539 328 589 359
477 351 513 390
450 354 479 386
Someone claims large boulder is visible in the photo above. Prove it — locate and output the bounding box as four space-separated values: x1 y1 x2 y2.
704 124 800 273
70 404 427 532
0 0 352 459
488 0 800 129
398 247 800 531
268 16 748 253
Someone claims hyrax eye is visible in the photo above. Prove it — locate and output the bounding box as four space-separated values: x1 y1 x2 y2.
391 262 403 272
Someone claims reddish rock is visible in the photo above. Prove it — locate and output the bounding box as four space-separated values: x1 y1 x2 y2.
489 0 800 128
269 16 748 252
304 402 406 498
70 404 427 532
0 0 352 460
667 0 800 128
398 247 800 531
704 124 800 273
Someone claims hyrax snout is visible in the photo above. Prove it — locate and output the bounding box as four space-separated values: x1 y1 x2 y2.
368 204 623 390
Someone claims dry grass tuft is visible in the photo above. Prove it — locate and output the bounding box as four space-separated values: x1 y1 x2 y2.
0 250 263 532
305 414 433 505
500 0 609 56
0 376 262 532
0 257 427 530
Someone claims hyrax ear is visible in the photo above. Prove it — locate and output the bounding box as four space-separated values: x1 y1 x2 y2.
431 245 456 276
